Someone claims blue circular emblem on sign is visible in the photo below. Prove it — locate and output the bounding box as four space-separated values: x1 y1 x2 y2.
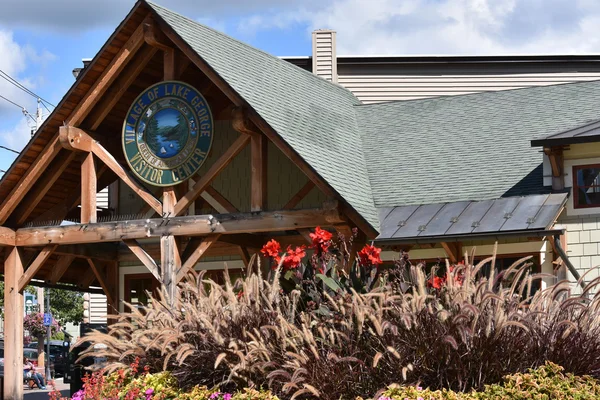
122 81 213 186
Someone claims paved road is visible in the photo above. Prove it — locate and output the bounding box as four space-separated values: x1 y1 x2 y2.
24 378 70 400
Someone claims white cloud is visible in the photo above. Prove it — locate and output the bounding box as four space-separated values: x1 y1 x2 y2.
235 0 600 55
0 117 34 153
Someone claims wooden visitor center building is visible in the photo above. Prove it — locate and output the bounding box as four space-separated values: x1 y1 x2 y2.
4 1 600 398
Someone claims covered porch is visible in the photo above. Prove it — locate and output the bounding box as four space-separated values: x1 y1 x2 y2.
0 2 377 398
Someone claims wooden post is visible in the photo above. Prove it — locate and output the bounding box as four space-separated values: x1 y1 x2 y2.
161 188 180 304
81 152 97 224
250 134 267 211
105 261 119 317
4 247 24 400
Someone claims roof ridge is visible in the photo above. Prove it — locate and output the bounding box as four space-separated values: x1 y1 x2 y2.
354 78 600 109
144 0 361 104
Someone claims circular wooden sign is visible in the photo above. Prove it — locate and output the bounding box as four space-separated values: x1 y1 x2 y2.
122 81 213 186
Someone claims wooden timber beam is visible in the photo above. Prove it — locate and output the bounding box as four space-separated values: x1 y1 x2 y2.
201 186 239 213
67 16 148 127
157 21 378 239
78 270 97 290
89 45 159 131
4 246 24 399
239 246 252 268
176 234 220 283
174 134 250 215
0 135 62 225
87 258 116 307
123 240 161 282
81 152 97 224
441 242 462 264
48 255 75 285
283 180 315 210
0 227 15 247
59 126 162 214
15 151 77 226
17 207 345 246
18 244 57 291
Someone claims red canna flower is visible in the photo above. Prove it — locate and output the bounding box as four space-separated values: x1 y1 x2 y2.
282 245 306 270
261 239 282 260
310 226 333 254
427 275 446 290
358 244 383 267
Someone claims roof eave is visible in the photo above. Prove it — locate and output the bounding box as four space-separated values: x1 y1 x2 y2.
375 228 565 246
531 135 600 147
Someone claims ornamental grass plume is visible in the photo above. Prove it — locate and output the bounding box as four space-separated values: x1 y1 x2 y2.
78 232 600 400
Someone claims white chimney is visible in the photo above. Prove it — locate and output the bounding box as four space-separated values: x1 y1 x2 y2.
312 29 337 83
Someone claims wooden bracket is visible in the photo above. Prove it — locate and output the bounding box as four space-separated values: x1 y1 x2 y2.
201 186 239 213
176 234 220 283
87 259 116 307
441 242 462 264
232 107 259 136
18 244 57 291
544 147 565 190
123 239 162 282
174 134 250 215
58 125 165 214
143 21 173 51
49 255 75 285
283 180 315 210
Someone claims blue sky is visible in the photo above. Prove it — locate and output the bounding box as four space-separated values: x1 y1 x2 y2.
1 0 600 175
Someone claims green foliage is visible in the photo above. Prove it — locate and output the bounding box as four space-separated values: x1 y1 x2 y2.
25 286 84 325
49 288 84 325
380 362 600 399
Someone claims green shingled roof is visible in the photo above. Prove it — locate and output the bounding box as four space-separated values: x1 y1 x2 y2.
146 1 600 232
355 80 600 208
147 1 379 231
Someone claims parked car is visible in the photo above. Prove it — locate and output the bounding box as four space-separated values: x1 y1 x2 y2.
26 341 68 377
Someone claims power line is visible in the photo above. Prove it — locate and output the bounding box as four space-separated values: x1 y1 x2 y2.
0 144 20 154
0 93 36 122
0 69 55 109
0 93 25 110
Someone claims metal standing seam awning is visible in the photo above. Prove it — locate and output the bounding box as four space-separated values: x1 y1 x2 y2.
375 193 568 245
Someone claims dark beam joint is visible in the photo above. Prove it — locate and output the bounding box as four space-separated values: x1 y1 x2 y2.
143 21 173 51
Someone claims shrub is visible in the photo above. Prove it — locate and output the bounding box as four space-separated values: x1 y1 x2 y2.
378 361 600 399
78 228 600 399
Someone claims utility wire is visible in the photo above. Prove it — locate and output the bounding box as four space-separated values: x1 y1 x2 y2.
0 145 20 154
0 93 36 122
0 93 25 110
0 69 56 109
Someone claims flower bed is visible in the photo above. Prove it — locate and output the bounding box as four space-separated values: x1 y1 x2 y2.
71 227 600 399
